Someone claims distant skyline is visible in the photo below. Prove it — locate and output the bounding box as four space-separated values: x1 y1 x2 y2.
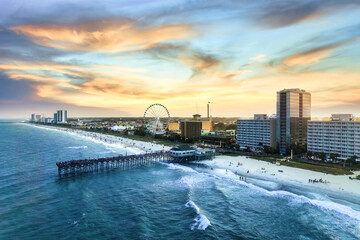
1 0 360 118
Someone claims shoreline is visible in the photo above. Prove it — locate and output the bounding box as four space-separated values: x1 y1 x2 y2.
199 155 360 198
23 123 170 155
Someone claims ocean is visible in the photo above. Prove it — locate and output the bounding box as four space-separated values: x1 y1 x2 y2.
0 121 359 240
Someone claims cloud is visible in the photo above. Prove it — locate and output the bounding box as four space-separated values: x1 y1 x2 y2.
282 42 347 67
0 72 35 100
179 53 220 78
9 19 195 53
265 38 359 73
1 0 360 118
179 52 251 81
251 0 360 29
143 43 251 81
0 29 64 62
250 54 266 62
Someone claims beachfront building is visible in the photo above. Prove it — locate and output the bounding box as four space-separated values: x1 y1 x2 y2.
202 121 212 131
237 114 277 150
53 113 58 124
31 114 35 122
45 118 53 124
35 114 41 122
307 114 360 160
276 88 311 154
56 110 67 124
168 122 180 134
180 121 202 139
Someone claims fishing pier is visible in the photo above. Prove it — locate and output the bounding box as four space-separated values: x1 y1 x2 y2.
56 151 170 176
56 145 216 177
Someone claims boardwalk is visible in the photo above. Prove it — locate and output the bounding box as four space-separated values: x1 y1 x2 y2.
56 151 170 177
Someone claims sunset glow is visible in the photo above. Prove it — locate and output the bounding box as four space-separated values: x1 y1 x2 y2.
1 0 360 117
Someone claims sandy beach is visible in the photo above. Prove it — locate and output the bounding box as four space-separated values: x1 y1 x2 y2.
26 124 170 154
200 155 360 198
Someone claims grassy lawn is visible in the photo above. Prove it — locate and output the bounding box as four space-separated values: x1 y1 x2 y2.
248 156 353 175
280 161 352 175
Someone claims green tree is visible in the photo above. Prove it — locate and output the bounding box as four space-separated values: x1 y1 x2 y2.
213 122 226 131
329 153 340 162
264 146 278 154
346 155 358 167
226 124 237 130
135 127 146 136
306 151 314 160
318 152 327 161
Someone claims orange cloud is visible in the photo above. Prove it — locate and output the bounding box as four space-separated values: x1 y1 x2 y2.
283 40 358 67
9 19 195 53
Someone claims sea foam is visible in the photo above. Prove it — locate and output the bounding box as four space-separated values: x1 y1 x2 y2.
205 171 360 222
185 200 200 214
161 163 198 173
165 160 360 223
66 146 88 149
185 200 211 230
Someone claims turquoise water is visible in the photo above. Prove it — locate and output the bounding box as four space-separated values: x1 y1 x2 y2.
0 122 359 239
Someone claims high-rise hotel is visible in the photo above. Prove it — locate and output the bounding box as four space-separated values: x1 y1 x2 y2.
56 110 68 123
276 89 311 154
236 114 277 150
308 114 360 160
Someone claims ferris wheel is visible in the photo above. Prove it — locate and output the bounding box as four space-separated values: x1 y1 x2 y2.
143 104 170 134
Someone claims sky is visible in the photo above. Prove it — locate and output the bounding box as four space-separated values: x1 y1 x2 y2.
0 0 360 118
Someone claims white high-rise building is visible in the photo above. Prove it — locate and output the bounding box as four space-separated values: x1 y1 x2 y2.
237 114 277 150
35 115 41 122
307 114 360 160
56 110 68 123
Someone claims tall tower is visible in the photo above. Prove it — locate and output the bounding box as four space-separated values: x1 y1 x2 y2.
276 89 311 154
207 102 210 120
57 110 68 123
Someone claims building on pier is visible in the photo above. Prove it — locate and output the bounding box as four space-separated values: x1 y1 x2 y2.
168 145 215 161
169 145 195 157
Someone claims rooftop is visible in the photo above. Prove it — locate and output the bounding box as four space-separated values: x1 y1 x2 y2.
278 88 310 94
170 145 195 151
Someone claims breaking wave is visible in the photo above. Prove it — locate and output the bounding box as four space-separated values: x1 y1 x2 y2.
185 200 211 230
164 161 360 223
204 171 360 222
160 163 199 173
66 146 87 149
